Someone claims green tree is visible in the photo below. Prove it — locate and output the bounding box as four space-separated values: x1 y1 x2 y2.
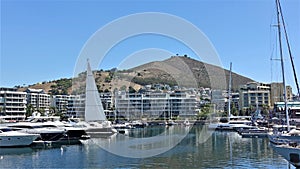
231 104 238 116
120 85 126 91
37 108 46 116
262 104 270 116
128 86 136 93
25 104 35 118
105 76 111 83
198 104 212 120
49 106 58 116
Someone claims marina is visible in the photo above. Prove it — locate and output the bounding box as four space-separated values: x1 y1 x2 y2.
1 0 300 168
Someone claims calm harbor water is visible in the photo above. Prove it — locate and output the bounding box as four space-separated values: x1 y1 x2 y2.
0 125 294 169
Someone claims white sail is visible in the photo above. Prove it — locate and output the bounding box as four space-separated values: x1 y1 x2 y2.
85 60 107 121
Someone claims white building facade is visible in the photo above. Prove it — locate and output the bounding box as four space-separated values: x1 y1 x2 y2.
51 95 68 113
66 95 85 118
0 87 27 120
239 82 271 110
26 88 50 113
115 90 198 120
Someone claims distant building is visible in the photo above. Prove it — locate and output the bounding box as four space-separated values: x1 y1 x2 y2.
66 95 85 118
0 87 26 120
51 95 68 113
99 92 113 110
26 88 50 114
239 82 271 110
224 92 240 114
115 90 198 120
270 82 293 107
211 90 227 112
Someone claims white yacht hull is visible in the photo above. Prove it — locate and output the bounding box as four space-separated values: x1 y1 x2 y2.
271 144 300 168
0 131 39 147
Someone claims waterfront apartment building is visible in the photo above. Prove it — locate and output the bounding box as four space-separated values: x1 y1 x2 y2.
211 90 227 112
239 82 271 110
115 90 198 120
66 95 85 118
224 92 240 114
51 93 112 118
51 95 68 113
26 88 50 113
270 82 293 107
0 87 27 120
99 92 113 110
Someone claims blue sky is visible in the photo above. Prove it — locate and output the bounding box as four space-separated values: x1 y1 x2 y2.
1 0 299 94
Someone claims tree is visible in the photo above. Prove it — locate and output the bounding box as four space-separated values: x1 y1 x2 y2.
37 108 46 116
128 86 136 93
120 85 126 91
198 104 212 120
262 104 270 116
0 106 4 115
231 104 238 116
105 76 111 83
26 104 35 118
49 106 58 116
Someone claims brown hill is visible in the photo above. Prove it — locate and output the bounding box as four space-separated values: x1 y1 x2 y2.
129 56 254 91
19 56 254 94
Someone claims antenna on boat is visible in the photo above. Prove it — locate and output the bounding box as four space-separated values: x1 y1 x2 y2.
276 0 290 131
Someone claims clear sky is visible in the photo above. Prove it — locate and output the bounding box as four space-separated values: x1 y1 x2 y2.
1 0 299 94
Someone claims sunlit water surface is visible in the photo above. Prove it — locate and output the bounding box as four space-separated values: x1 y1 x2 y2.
0 125 294 169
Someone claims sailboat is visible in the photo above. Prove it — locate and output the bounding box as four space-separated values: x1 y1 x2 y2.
73 60 117 137
208 63 253 131
271 143 300 168
268 0 300 167
268 0 296 143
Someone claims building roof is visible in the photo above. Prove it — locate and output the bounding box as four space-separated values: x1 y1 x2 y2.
26 88 44 93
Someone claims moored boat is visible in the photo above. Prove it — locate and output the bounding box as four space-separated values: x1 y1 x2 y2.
112 123 133 135
271 142 300 168
239 127 270 138
268 127 300 145
208 116 253 131
79 60 117 137
0 127 39 147
7 120 89 145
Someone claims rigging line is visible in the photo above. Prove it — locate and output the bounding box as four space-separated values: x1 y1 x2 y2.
278 0 300 97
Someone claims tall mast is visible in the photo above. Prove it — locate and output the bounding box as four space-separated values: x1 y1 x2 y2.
228 62 232 118
278 0 300 99
276 0 290 131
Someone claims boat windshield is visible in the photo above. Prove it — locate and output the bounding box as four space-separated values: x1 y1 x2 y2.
0 128 13 132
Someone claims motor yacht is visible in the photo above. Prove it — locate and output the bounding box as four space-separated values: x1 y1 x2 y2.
0 127 39 147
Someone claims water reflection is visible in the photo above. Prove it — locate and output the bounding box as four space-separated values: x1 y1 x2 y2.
0 125 293 169
86 125 191 158
80 125 290 168
134 125 291 168
0 147 34 155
